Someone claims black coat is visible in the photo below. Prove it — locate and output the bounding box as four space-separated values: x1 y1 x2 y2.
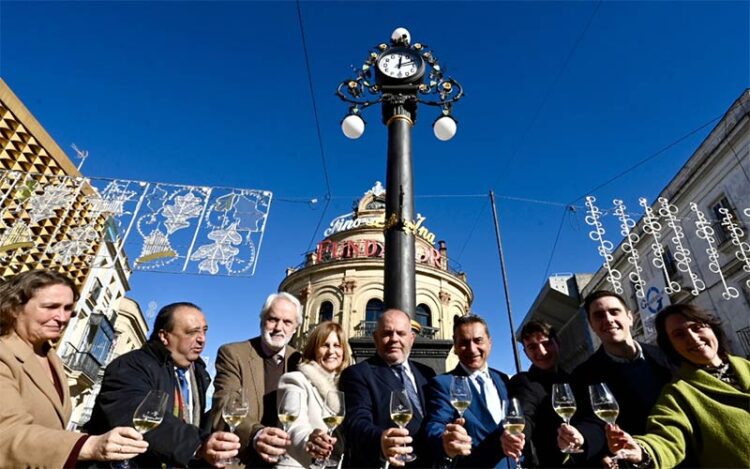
340 354 436 468
509 365 570 468
84 340 212 468
570 343 677 466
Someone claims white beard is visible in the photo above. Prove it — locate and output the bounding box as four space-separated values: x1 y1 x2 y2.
262 329 291 349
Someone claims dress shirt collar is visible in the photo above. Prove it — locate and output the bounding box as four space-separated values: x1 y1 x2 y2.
604 340 644 363
260 340 286 364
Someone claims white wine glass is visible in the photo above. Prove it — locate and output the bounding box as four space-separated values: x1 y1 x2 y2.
449 376 472 418
278 389 302 462
589 383 623 460
221 390 249 465
552 383 583 454
502 398 526 468
315 390 345 467
389 389 416 463
116 390 168 468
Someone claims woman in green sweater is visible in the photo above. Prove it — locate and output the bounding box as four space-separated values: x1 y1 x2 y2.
606 303 749 468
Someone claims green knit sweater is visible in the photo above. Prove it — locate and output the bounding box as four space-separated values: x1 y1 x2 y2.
635 355 750 468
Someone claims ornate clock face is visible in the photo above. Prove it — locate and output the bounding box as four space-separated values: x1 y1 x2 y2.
377 49 423 80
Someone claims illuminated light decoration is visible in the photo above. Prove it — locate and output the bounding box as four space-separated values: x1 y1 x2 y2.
720 207 750 290
640 197 681 295
658 197 705 296
691 203 738 300
0 219 33 253
49 225 100 265
584 196 622 294
190 221 242 275
162 191 204 234
136 228 177 266
86 180 136 217
613 199 645 298
27 183 75 223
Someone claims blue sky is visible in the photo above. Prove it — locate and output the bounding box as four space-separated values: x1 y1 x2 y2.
1 1 748 374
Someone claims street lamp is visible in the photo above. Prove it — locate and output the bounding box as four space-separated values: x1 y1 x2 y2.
336 27 464 317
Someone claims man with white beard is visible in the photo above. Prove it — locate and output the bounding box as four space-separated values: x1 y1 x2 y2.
211 292 302 467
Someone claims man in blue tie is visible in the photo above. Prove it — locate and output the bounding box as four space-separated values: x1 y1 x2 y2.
340 309 436 467
424 314 515 468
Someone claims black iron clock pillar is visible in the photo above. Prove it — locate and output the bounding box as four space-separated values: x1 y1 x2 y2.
336 27 463 323
383 97 417 316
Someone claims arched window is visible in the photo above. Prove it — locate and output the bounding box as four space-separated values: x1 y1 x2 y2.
318 301 333 322
365 298 384 322
416 304 432 327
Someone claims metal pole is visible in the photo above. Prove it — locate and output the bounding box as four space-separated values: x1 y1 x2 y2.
383 100 416 318
489 190 523 373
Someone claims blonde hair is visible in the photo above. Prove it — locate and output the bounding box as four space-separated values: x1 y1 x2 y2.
302 321 352 373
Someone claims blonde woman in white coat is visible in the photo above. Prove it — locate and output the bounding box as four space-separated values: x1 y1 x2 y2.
276 321 351 468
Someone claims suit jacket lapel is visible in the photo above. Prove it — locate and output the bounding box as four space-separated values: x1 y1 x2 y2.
409 359 430 411
6 334 68 425
370 355 402 391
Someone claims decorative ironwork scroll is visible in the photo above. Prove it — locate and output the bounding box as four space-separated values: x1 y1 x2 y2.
690 203 738 300
585 196 623 293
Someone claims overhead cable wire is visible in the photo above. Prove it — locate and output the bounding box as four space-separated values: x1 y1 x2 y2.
496 0 602 182
542 207 570 282
456 197 490 262
296 0 333 248
569 114 723 203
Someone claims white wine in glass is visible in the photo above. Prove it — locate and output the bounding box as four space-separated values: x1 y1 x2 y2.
589 383 620 424
449 376 472 418
278 389 302 463
502 398 526 468
551 383 583 454
390 389 416 463
316 390 346 467
116 390 168 468
221 390 249 465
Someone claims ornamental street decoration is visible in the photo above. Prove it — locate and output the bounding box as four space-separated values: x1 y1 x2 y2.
585 195 750 301
0 169 272 277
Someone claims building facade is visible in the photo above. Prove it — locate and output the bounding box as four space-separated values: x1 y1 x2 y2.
523 89 750 370
0 79 148 427
279 182 474 371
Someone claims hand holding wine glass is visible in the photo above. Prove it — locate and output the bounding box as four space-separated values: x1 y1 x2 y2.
589 383 625 461
502 398 526 468
389 389 416 463
277 389 302 462
112 390 168 468
449 376 472 420
552 383 584 454
313 390 345 467
220 390 249 465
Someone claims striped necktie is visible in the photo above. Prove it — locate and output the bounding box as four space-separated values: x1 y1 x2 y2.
394 364 423 416
176 368 190 421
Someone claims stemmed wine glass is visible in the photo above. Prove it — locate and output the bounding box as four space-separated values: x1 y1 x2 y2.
116 390 169 468
221 389 249 465
502 398 526 469
278 389 302 463
589 383 623 460
389 389 416 463
315 390 345 468
551 383 583 453
449 376 472 418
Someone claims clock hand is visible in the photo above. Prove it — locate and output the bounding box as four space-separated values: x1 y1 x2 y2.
400 61 415 68
398 56 402 69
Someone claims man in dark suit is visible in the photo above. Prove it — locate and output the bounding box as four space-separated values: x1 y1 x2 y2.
424 315 515 468
558 290 676 467
504 320 569 467
210 292 302 467
340 309 436 467
85 302 240 467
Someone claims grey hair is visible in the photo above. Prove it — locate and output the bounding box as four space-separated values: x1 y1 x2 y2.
260 292 303 324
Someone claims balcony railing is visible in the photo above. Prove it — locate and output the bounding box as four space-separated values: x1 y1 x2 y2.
63 345 103 383
352 321 439 339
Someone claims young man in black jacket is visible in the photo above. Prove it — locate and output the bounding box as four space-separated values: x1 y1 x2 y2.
558 291 676 467
505 320 569 467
